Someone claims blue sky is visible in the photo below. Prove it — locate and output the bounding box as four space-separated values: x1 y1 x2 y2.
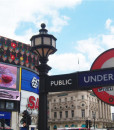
0 0 114 112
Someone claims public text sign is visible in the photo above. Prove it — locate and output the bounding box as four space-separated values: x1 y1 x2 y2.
46 73 78 92
46 67 114 93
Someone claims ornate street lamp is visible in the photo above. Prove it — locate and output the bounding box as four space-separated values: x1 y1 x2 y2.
30 23 57 130
31 23 57 75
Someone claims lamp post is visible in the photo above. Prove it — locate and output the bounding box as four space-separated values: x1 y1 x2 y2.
30 23 57 130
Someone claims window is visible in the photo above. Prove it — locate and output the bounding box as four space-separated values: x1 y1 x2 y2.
65 98 67 102
0 101 5 109
65 111 68 118
60 111 62 118
71 105 74 108
82 95 84 99
6 102 14 109
71 110 74 117
92 111 96 119
82 103 85 106
54 99 56 103
0 100 19 111
54 112 57 118
81 109 85 118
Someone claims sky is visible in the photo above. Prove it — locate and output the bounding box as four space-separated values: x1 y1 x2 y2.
0 0 114 113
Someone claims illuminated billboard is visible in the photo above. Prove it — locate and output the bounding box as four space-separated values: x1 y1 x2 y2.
21 69 39 94
0 63 20 101
20 90 39 114
20 69 39 114
0 63 17 89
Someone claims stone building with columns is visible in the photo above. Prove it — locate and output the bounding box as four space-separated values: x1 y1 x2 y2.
48 90 113 129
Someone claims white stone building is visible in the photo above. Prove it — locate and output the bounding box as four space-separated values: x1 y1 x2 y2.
48 90 113 130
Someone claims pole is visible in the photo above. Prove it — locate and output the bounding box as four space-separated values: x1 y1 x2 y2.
37 63 51 130
38 76 48 130
94 117 95 130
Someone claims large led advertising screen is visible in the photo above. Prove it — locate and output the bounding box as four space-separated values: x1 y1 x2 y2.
20 69 39 114
20 90 39 115
0 63 17 89
0 63 20 101
21 69 39 94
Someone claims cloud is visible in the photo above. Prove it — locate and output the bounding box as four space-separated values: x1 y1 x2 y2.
48 53 90 74
75 37 105 63
105 19 112 29
74 19 114 67
49 15 70 32
102 34 114 48
0 0 82 43
105 18 114 34
49 19 114 75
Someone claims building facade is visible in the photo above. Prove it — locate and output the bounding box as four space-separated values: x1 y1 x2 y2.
0 36 39 130
48 91 113 129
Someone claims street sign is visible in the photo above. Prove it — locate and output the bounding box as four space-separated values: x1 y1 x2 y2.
91 48 114 106
78 68 114 90
46 73 78 92
46 67 114 93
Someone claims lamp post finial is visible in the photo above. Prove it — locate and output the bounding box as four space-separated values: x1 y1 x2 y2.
41 23 46 29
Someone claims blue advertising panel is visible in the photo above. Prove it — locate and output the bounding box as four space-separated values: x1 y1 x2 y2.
0 111 11 119
21 69 39 94
78 68 114 89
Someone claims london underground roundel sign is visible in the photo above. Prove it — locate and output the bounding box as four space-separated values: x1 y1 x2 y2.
91 48 114 106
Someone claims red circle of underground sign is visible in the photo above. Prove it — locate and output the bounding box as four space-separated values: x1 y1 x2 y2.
91 48 114 106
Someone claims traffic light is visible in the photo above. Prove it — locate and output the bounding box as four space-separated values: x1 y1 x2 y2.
21 110 31 129
85 120 88 128
89 120 92 128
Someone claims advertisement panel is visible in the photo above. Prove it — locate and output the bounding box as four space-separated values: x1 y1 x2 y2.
0 63 17 89
20 69 39 114
0 63 20 101
0 111 11 119
21 69 39 94
20 90 39 115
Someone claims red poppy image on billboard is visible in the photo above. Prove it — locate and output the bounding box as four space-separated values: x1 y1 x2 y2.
0 63 17 89
0 63 20 100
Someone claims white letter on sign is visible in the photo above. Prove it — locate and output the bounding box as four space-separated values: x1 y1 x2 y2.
51 81 54 86
68 79 72 85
